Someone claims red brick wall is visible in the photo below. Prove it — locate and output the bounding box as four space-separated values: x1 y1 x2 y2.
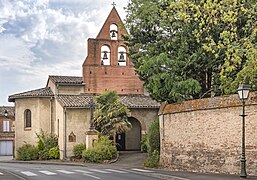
82 8 144 95
0 116 15 133
0 115 15 147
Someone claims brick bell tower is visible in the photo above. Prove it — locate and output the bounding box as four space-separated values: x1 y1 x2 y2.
82 7 144 95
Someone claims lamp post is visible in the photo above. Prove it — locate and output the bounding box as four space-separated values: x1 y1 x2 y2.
237 84 250 178
4 110 7 118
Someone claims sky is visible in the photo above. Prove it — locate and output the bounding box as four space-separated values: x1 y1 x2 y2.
0 0 128 105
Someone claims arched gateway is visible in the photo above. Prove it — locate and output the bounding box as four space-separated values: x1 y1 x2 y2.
116 117 141 151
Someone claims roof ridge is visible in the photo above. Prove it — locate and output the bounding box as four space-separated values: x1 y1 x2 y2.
49 75 82 78
11 87 51 95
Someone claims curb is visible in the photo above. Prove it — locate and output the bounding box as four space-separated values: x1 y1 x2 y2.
0 152 121 167
0 160 87 167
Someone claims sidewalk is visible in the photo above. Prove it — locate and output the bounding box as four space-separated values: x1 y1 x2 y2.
0 156 13 161
1 153 257 180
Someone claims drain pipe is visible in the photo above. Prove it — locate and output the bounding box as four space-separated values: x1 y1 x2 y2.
50 97 53 134
64 108 67 159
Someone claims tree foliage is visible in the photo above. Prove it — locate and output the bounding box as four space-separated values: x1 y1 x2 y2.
125 0 257 103
93 91 131 136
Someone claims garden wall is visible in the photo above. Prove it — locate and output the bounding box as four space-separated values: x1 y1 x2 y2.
159 93 257 175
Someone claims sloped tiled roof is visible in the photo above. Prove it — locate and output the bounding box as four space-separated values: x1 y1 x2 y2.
0 106 15 117
58 95 92 108
49 75 83 85
58 94 160 108
8 87 54 102
119 95 160 108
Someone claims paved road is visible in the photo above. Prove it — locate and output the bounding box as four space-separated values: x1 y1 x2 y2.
2 162 257 180
1 153 257 180
0 163 158 180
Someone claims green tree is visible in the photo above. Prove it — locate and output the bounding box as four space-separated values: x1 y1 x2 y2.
125 0 257 103
93 91 132 142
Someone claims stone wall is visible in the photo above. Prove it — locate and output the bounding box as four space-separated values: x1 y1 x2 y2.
159 93 257 175
65 108 90 157
130 108 159 132
15 97 51 157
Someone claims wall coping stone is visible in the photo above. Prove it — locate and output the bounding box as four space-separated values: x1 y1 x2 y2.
160 92 257 115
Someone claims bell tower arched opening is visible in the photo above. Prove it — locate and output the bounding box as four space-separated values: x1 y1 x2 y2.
101 45 110 65
118 46 127 66
110 24 118 40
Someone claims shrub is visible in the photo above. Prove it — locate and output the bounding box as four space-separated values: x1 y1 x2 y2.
36 129 59 160
48 146 60 159
144 150 160 168
82 136 117 163
144 119 160 168
16 144 38 161
73 143 86 159
148 119 160 153
140 133 148 153
37 139 44 151
38 149 49 160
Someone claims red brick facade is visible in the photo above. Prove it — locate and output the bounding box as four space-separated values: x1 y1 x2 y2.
82 7 144 95
0 106 15 155
0 107 15 137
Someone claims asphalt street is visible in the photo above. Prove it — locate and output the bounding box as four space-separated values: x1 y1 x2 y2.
0 163 158 180
0 152 257 180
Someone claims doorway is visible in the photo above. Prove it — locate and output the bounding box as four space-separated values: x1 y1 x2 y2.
125 117 141 150
116 132 125 151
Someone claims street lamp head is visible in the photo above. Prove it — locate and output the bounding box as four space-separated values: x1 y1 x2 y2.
4 110 8 117
237 84 250 100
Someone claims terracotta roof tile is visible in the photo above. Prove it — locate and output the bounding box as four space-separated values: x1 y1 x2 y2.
58 95 92 108
49 75 83 85
0 106 15 117
119 95 160 108
58 94 160 108
8 87 54 102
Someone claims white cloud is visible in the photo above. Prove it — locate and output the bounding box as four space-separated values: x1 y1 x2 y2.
0 0 128 105
0 34 35 69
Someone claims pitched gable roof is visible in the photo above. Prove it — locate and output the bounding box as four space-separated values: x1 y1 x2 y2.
96 7 128 39
8 87 54 102
48 75 84 85
57 94 160 108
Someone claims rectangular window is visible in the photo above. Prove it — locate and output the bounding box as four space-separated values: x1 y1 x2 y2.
3 121 9 132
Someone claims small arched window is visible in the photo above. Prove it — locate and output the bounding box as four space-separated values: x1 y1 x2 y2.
101 45 110 65
24 109 31 128
118 46 127 66
110 24 118 40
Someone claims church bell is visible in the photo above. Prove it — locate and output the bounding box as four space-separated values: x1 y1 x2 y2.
102 51 108 60
110 30 117 38
118 52 125 62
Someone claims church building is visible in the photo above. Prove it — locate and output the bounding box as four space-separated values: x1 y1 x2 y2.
9 7 159 159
